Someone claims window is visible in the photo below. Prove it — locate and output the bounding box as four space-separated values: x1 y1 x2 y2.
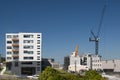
15 62 18 67
37 51 40 55
37 35 40 38
37 48 40 49
23 40 33 43
37 40 40 44
37 62 41 65
23 35 34 38
37 67 40 71
13 57 19 60
37 56 40 60
37 53 40 55
7 41 12 44
7 57 12 60
7 51 12 54
13 35 18 38
13 51 19 54
21 62 32 65
37 45 40 47
24 57 33 60
24 50 33 54
24 46 33 49
7 46 12 49
7 35 12 38
37 34 40 36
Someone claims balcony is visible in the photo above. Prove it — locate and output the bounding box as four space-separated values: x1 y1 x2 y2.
12 54 19 57
12 44 19 47
12 38 19 41
12 49 19 52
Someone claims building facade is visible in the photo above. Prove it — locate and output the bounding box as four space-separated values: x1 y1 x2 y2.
6 33 42 75
68 52 90 72
64 56 70 70
68 52 102 73
102 59 120 72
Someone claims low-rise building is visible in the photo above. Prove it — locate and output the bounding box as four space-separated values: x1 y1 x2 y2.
101 59 120 72
68 45 102 73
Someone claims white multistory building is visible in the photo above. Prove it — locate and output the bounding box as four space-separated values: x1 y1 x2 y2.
6 32 42 76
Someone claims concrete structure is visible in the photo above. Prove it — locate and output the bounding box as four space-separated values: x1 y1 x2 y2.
63 56 70 70
41 58 62 70
68 52 89 72
68 46 120 73
6 33 42 75
41 58 54 71
102 59 120 72
68 50 102 72
91 54 102 70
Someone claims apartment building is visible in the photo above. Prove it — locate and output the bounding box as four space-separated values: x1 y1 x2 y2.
6 32 42 76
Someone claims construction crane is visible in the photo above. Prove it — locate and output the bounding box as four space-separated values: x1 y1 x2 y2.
89 5 106 55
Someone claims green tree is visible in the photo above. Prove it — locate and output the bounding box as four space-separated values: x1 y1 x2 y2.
39 66 59 80
39 67 106 80
82 70 106 80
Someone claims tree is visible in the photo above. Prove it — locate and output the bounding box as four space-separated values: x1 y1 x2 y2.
39 67 106 80
39 66 67 80
82 70 106 80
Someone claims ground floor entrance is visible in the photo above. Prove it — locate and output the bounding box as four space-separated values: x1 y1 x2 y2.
21 67 36 75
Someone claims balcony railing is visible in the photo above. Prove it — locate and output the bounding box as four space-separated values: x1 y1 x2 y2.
12 49 19 52
12 44 19 47
12 38 19 41
12 54 19 57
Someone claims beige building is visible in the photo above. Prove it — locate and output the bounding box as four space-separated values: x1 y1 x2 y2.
102 59 120 72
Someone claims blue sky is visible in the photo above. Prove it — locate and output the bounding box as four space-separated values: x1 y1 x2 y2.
0 0 120 63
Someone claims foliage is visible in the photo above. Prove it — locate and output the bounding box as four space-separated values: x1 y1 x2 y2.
39 66 80 80
39 67 107 80
82 70 106 80
39 66 61 80
0 67 3 71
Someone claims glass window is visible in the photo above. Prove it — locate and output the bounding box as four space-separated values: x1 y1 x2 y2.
23 35 34 38
13 35 18 38
7 46 12 49
37 48 40 49
37 40 40 44
24 57 33 60
21 62 32 65
37 67 40 71
7 51 12 54
13 57 19 60
15 62 18 67
7 41 12 44
37 56 40 60
7 35 12 38
37 51 40 55
7 57 12 60
24 45 33 49
24 50 33 54
23 40 33 43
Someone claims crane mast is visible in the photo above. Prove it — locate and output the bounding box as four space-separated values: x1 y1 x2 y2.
89 5 106 55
